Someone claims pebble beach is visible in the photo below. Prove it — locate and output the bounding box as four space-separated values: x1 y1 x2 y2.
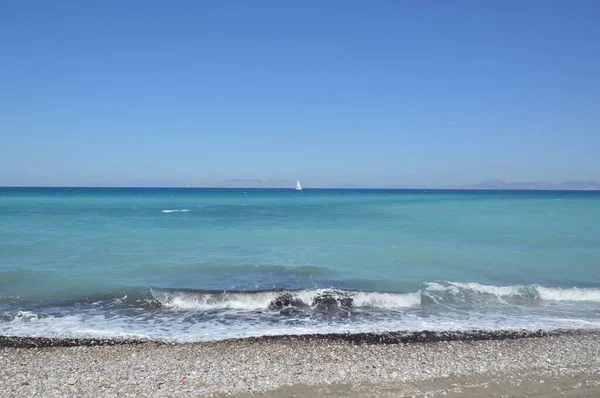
2 329 599 397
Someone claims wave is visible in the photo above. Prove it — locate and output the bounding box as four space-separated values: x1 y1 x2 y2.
3 281 600 314
149 288 422 311
537 286 600 302
421 282 600 305
161 209 189 213
151 289 275 310
352 291 422 308
147 283 600 312
8 311 39 322
3 282 600 342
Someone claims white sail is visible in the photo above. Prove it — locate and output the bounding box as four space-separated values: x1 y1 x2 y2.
295 180 302 191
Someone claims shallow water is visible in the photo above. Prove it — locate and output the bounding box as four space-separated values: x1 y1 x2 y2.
1 187 599 341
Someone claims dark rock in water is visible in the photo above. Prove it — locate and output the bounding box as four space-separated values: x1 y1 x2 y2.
312 290 353 313
269 293 304 310
337 294 353 309
279 307 306 317
313 293 339 312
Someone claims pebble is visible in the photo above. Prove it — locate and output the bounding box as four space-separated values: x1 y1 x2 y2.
0 329 598 397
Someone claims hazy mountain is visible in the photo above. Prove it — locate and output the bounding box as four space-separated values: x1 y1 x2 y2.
460 179 600 190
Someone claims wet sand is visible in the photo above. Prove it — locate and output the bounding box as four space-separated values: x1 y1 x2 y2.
244 369 600 397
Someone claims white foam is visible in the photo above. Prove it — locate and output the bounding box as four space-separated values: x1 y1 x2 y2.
151 289 422 311
445 282 525 297
352 292 421 309
2 308 600 343
11 311 39 322
3 285 600 343
421 282 523 305
152 290 276 310
423 282 600 303
161 209 190 213
4 284 600 343
537 286 600 302
423 282 460 294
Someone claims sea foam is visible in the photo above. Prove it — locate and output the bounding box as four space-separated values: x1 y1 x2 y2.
149 288 422 311
422 282 600 303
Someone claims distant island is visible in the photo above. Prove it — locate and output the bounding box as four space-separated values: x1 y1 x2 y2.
459 179 600 190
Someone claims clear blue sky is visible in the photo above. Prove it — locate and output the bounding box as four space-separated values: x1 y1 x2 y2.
1 1 599 187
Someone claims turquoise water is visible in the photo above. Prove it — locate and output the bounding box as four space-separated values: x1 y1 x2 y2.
1 187 599 341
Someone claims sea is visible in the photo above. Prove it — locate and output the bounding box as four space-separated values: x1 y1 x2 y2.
1 187 599 342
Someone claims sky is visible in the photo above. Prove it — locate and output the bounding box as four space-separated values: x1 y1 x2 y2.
1 1 599 187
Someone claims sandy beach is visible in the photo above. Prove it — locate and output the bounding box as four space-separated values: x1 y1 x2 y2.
1 329 599 397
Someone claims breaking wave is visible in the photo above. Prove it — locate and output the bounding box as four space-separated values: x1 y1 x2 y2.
421 282 600 304
2 282 600 342
3 281 600 313
537 286 600 302
11 311 39 322
161 209 190 213
149 288 422 311
147 282 600 312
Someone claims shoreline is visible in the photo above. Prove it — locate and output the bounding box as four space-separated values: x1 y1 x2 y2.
0 328 572 348
2 329 600 397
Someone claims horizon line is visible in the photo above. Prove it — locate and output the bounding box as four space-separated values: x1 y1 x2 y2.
1 185 599 191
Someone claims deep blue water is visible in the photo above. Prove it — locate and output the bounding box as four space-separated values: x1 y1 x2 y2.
1 187 599 341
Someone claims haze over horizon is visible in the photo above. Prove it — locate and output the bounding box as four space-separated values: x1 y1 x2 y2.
2 1 599 187
2 178 600 190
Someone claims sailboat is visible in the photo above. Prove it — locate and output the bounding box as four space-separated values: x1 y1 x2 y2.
295 180 303 191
